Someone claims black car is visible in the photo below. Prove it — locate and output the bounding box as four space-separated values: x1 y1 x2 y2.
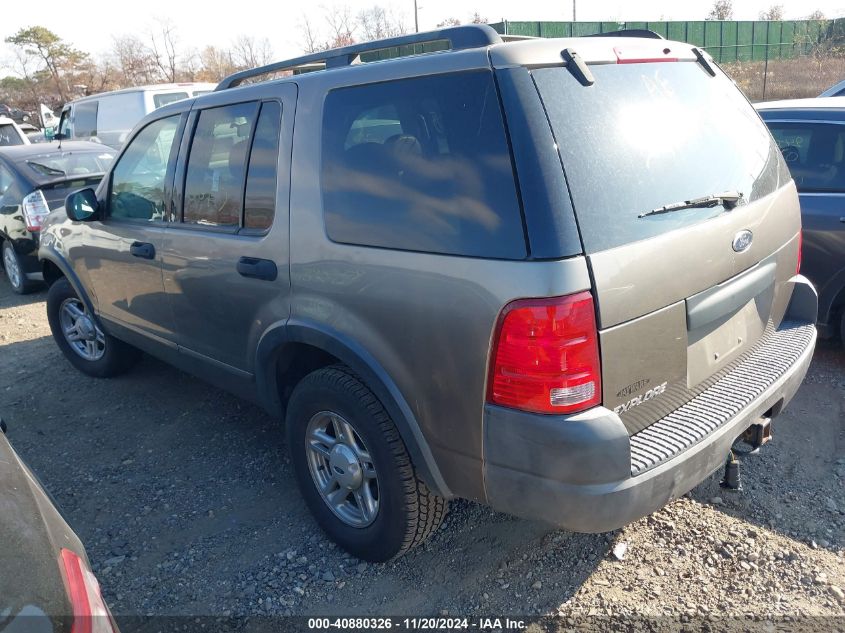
0 418 119 632
0 142 115 293
756 98 845 345
0 103 32 124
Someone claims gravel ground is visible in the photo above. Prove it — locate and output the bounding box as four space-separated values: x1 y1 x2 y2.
0 278 843 622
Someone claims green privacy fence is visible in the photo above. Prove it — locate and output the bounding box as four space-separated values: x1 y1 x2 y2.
490 19 843 63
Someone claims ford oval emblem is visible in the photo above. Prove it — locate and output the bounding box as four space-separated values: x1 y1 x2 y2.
732 230 753 253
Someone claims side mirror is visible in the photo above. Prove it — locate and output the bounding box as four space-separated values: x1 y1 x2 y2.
65 188 99 221
53 132 66 141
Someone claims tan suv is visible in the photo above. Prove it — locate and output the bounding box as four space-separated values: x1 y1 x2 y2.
40 26 817 561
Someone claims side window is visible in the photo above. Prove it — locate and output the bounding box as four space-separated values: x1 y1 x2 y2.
320 71 525 258
109 115 180 221
183 102 257 227
74 101 99 138
768 122 845 193
243 101 282 231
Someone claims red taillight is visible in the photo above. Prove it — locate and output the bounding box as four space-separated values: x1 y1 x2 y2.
488 292 602 415
797 231 802 274
60 549 116 633
21 189 50 231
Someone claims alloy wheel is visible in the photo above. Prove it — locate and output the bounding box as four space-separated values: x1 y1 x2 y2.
305 411 380 528
58 298 106 361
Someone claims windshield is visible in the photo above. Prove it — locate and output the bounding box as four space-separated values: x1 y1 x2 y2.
533 62 784 253
18 150 115 181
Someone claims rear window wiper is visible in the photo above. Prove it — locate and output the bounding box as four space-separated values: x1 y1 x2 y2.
638 191 744 218
26 161 66 177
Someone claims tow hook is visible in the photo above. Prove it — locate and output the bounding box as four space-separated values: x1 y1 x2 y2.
742 417 772 450
720 450 742 491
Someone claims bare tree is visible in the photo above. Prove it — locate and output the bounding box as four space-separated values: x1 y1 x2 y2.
231 35 274 69
358 5 408 41
436 17 462 27
324 4 356 48
300 15 326 53
198 45 236 81
469 12 487 24
149 19 180 82
112 35 158 85
706 0 734 20
759 4 785 20
806 9 826 20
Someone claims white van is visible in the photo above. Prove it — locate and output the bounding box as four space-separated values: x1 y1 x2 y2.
57 83 216 149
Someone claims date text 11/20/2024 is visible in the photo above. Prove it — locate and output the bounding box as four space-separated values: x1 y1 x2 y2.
307 618 527 630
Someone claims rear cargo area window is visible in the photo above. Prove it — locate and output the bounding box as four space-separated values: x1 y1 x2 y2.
767 122 845 193
320 71 525 259
533 63 783 253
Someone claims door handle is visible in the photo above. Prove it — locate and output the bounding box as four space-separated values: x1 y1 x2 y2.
237 256 277 281
130 242 155 259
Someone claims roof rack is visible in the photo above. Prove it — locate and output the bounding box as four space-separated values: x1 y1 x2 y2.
216 24 503 91
587 29 665 40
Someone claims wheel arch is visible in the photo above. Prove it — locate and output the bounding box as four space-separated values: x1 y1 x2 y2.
255 319 452 499
39 247 100 326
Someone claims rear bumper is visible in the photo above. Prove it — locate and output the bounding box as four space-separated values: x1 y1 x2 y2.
483 277 817 533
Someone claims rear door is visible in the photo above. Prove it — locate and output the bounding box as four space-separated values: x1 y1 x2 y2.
532 53 800 433
160 84 295 374
764 117 845 328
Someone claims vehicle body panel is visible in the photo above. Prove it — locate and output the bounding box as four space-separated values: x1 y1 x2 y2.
0 427 86 632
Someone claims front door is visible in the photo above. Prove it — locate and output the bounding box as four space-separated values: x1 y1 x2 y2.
161 85 295 373
78 113 184 341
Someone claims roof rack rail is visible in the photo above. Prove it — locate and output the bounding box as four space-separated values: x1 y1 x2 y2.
587 29 665 40
216 24 503 91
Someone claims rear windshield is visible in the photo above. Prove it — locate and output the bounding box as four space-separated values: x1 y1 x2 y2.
154 92 189 108
16 150 115 182
765 122 845 193
0 123 25 146
533 62 783 253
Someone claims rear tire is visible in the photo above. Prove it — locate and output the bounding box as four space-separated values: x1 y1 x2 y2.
46 277 140 377
286 365 447 562
2 241 35 295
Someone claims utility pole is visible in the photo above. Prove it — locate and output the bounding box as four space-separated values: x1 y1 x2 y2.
414 0 419 32
572 0 576 21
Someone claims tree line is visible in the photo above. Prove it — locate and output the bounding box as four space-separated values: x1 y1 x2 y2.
0 7 487 114
1 2 833 115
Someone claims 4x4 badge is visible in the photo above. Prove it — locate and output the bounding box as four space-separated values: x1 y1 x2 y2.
732 230 753 252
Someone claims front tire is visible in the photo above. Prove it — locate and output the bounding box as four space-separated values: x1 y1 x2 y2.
46 277 140 377
286 365 447 562
2 241 35 295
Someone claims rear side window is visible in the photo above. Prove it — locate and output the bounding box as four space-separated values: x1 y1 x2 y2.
243 101 282 231
320 71 525 259
74 101 98 138
183 103 257 227
767 122 845 193
533 63 782 253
